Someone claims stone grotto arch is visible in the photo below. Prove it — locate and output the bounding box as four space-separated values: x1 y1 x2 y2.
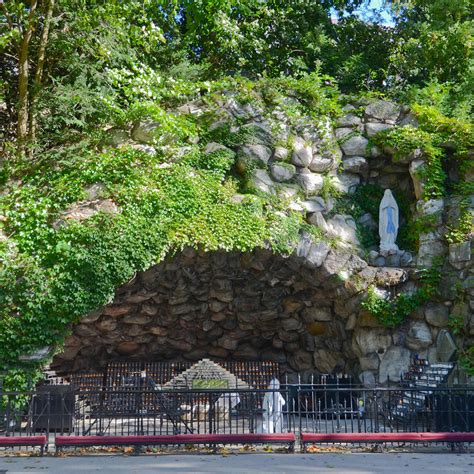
52 244 412 385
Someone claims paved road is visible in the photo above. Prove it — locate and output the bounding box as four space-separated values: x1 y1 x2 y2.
0 453 473 474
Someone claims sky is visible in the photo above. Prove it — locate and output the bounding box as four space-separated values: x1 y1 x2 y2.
334 0 396 26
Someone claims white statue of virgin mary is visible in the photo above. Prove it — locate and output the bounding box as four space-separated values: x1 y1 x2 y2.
379 189 399 253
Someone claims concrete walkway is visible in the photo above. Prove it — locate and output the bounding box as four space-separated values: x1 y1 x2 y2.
0 453 474 474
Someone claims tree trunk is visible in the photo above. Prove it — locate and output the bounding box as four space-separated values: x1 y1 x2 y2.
30 0 56 146
17 0 38 150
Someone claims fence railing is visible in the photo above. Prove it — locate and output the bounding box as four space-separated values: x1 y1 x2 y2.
1 384 473 442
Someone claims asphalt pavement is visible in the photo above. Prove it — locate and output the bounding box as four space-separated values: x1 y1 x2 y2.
0 452 474 474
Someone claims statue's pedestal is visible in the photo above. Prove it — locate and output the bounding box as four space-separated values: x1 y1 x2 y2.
368 248 413 267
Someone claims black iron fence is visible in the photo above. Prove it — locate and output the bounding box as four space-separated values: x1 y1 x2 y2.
1 384 473 446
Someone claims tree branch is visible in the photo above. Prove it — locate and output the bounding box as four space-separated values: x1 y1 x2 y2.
17 0 39 150
30 0 56 145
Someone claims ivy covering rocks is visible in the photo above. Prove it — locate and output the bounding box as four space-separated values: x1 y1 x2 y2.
0 75 472 387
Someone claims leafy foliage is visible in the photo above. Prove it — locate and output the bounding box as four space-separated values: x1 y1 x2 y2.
362 264 442 327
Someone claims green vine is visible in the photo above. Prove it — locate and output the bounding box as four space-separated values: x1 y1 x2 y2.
361 264 442 327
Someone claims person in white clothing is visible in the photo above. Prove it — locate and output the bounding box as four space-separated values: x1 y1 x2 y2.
262 378 285 433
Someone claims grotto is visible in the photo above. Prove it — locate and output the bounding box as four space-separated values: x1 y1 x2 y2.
42 95 473 386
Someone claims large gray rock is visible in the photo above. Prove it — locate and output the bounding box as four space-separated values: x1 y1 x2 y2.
335 128 354 141
238 144 272 166
304 241 330 269
353 328 392 357
360 353 380 371
336 113 362 127
225 100 261 121
307 210 327 229
54 199 120 229
378 346 411 383
297 172 324 196
204 142 232 155
302 307 332 323
342 156 368 174
309 155 335 173
436 329 458 362
291 137 313 167
425 303 449 327
277 184 300 200
359 370 376 387
240 122 273 145
325 214 359 247
406 321 433 350
418 198 444 216
333 172 361 194
251 169 275 194
288 350 313 371
449 242 471 264
365 122 393 137
270 162 296 182
132 120 160 143
273 146 290 161
409 159 426 200
313 349 344 373
340 136 369 156
104 128 130 146
301 197 327 213
365 100 401 123
417 238 445 267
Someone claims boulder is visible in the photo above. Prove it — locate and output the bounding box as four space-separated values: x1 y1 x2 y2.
301 197 327 213
291 137 313 167
116 341 140 355
325 214 359 247
425 303 449 328
417 239 445 267
365 122 393 137
436 329 458 361
103 128 129 147
353 328 392 357
336 114 362 127
409 159 426 200
270 162 296 182
131 120 160 143
359 353 380 371
365 100 401 123
378 346 411 383
342 156 368 174
309 155 335 173
251 169 276 194
314 349 345 373
449 242 471 264
281 318 302 331
302 307 332 323
375 267 408 286
306 241 331 269
335 128 354 140
273 146 290 161
340 136 368 156
359 370 376 387
238 144 272 166
333 173 360 194
240 122 273 145
307 211 327 230
204 142 232 155
123 313 152 325
288 350 313 371
103 305 132 317
358 213 377 231
297 171 324 196
406 321 433 350
277 184 300 200
54 199 120 228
